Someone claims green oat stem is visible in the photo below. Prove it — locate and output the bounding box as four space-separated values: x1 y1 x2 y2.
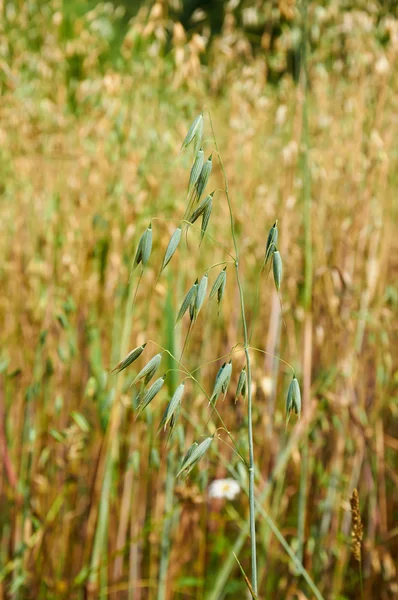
208 110 258 594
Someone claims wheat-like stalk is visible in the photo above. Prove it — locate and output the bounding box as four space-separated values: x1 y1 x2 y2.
350 488 363 563
350 488 364 599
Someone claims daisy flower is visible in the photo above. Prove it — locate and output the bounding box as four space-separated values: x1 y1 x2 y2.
208 478 240 500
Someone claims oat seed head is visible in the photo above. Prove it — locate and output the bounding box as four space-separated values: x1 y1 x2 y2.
209 267 227 301
195 154 212 201
176 279 199 323
137 374 166 414
195 274 208 317
181 113 203 151
272 249 282 291
189 148 204 190
193 114 204 155
221 360 232 396
160 382 184 430
111 343 147 373
141 223 153 267
133 231 144 269
265 222 278 265
189 193 213 224
235 367 247 400
211 360 232 403
161 226 182 272
286 375 301 425
177 436 213 477
200 197 212 243
132 353 162 385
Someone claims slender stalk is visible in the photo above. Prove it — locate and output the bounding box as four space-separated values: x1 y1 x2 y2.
237 279 257 593
297 442 308 564
157 278 179 600
298 0 312 565
208 113 258 594
157 450 175 600
299 0 312 313
359 561 364 600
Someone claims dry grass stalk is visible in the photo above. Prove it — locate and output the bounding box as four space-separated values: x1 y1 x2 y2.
350 488 363 563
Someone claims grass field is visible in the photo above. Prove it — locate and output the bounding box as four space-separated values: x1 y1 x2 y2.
0 2 397 599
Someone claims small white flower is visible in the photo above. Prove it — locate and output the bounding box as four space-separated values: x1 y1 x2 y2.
208 478 240 500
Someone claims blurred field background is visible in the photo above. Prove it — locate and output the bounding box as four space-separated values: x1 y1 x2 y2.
0 0 397 598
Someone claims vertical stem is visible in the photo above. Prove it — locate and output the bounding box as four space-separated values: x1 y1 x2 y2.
157 450 175 600
237 269 257 594
359 561 364 600
157 274 179 600
297 441 308 564
298 0 311 566
302 0 312 312
208 114 257 594
300 0 312 396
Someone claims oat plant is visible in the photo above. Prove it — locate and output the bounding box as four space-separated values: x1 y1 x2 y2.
112 110 302 596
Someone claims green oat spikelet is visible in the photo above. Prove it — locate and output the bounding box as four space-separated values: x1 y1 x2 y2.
286 375 301 426
143 364 159 385
161 227 181 272
141 224 152 266
189 300 195 322
209 267 227 300
111 343 146 373
221 360 232 395
179 441 198 471
160 382 184 432
215 362 226 384
265 221 278 265
210 361 232 403
193 114 203 155
189 279 199 322
218 273 226 305
177 279 198 323
177 436 213 477
189 193 213 224
195 274 208 318
200 197 212 243
132 353 162 385
133 224 152 269
187 282 199 323
181 113 203 151
195 154 212 201
235 367 247 400
189 149 204 190
133 231 144 269
137 375 166 414
272 249 282 291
